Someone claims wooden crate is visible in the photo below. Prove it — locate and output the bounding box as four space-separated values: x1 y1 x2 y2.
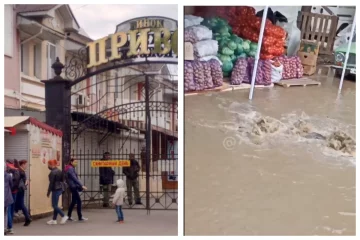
300 12 339 55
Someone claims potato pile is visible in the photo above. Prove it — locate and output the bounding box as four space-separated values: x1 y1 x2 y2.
231 58 249 85
201 61 214 89
209 59 223 87
184 61 196 92
192 60 205 91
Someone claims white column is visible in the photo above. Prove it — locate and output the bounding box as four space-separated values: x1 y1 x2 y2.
249 6 269 100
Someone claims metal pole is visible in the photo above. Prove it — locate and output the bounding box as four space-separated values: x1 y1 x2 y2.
338 13 356 93
145 75 151 215
249 6 269 100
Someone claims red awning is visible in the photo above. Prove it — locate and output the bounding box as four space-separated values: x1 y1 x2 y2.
4 116 63 137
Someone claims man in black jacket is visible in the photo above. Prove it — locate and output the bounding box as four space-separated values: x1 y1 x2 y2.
123 153 141 205
99 152 115 207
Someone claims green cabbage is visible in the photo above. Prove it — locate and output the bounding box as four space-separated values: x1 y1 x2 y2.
219 54 232 63
242 41 250 53
221 47 234 56
248 51 256 57
230 54 237 63
222 60 233 72
227 41 237 51
238 53 247 58
235 44 244 55
230 34 243 44
250 42 258 52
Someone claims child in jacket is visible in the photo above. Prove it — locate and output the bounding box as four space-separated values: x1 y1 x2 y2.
112 179 126 223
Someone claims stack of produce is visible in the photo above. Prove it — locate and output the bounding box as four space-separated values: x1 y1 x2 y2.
230 58 272 86
184 59 223 93
202 6 286 60
184 15 223 92
201 17 259 77
277 56 303 79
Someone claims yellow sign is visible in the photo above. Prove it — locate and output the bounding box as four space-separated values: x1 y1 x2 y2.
91 160 130 168
87 17 178 68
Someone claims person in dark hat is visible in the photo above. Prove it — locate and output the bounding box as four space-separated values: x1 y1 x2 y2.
99 152 115 207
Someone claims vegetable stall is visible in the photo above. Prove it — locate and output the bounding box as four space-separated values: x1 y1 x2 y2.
184 6 310 98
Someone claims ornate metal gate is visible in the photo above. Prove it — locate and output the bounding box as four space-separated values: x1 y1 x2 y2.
69 64 178 210
42 16 178 211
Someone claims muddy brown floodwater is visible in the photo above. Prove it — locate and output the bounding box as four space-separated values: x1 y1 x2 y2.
185 72 356 236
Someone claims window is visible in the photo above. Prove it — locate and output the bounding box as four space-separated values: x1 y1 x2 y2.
47 43 57 79
21 44 29 75
4 5 13 57
33 44 42 79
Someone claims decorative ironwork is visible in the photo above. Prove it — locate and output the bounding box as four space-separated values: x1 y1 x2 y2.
68 66 178 211
64 47 88 80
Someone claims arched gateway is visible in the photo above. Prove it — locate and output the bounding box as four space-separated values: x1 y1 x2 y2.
42 17 178 212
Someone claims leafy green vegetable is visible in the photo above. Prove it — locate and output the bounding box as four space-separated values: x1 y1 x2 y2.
242 41 250 54
222 61 233 72
250 42 258 52
230 54 237 63
221 47 234 56
235 44 244 55
244 39 251 45
219 54 232 63
230 34 243 44
248 51 256 57
227 41 237 51
238 53 247 58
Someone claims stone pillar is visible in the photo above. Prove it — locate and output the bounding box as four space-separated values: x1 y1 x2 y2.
41 57 71 208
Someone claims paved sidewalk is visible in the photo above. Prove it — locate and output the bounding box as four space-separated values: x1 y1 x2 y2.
9 209 177 236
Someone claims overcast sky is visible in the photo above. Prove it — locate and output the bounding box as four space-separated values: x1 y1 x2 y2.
70 4 178 40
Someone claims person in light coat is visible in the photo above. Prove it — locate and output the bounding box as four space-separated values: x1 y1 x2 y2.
112 179 126 223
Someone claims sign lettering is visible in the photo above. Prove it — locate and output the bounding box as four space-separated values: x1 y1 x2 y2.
87 17 178 68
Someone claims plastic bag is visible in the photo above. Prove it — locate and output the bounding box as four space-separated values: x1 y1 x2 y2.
199 56 223 65
194 40 219 58
184 15 204 28
231 58 250 85
201 61 214 89
185 25 213 42
192 61 205 91
209 59 223 87
276 21 300 56
184 61 196 92
243 59 272 86
270 61 283 83
278 56 303 79
334 24 354 50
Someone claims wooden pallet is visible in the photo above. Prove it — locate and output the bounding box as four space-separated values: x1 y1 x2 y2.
185 80 273 96
300 12 338 55
275 78 321 88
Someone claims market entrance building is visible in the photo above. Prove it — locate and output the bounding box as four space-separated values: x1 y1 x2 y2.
42 16 178 212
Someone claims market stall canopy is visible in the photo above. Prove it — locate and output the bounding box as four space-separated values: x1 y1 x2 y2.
4 116 63 137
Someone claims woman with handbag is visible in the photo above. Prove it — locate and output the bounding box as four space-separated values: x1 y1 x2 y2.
64 158 88 222
14 160 31 226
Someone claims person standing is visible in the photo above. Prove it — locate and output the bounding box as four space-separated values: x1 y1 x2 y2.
112 179 126 223
47 160 68 225
65 158 88 222
99 152 115 207
4 164 14 235
14 160 32 226
123 153 141 205
5 159 21 234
